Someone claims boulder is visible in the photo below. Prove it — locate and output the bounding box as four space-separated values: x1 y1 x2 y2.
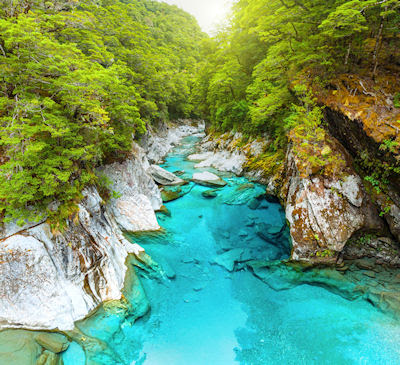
161 185 192 203
35 333 69 354
202 189 219 199
147 165 186 186
114 194 160 232
192 171 227 187
221 183 265 206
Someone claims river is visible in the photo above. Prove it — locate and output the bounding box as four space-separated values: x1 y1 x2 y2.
63 134 400 365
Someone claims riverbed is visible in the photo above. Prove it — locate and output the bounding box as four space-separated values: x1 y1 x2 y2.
63 135 400 365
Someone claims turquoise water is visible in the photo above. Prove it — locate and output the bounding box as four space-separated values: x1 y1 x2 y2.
63 135 400 365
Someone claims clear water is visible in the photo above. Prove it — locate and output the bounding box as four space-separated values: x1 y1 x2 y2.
63 135 400 365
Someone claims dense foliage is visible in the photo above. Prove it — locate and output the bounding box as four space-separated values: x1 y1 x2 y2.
0 0 204 224
194 0 400 138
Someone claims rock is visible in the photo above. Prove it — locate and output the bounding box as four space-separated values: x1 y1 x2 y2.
157 258 176 280
161 188 181 202
35 333 69 353
355 259 375 271
182 258 194 264
157 205 171 217
192 171 227 187
193 284 205 292
36 350 62 365
255 223 284 242
239 230 248 237
188 151 247 175
140 121 205 164
114 194 160 232
283 143 385 262
0 330 42 365
0 187 151 331
363 271 376 278
98 143 162 211
161 185 192 203
97 143 162 232
343 235 400 266
213 248 245 272
247 199 261 210
222 184 265 206
147 165 186 186
202 189 219 199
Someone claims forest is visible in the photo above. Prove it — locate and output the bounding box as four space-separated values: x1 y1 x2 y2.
0 0 399 224
0 0 204 224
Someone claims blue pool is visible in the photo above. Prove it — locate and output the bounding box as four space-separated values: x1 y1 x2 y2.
63 135 400 365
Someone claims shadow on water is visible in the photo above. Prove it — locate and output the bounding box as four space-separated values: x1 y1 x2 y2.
63 135 400 365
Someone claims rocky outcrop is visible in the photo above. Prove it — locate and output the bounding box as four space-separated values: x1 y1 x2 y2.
0 187 148 331
188 151 247 176
98 142 162 225
0 120 208 332
0 143 164 331
189 132 265 176
282 144 385 261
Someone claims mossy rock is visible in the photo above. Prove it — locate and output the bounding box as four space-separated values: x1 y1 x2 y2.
202 189 219 199
35 333 69 354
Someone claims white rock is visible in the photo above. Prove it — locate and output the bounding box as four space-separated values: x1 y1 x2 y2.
147 165 185 186
113 194 160 232
0 188 135 331
188 151 246 176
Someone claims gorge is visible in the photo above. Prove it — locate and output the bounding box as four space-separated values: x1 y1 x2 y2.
0 0 400 364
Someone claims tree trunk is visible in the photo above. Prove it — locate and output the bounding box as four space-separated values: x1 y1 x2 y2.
344 41 352 67
372 17 384 79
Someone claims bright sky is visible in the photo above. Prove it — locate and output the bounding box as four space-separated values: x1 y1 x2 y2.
156 0 233 34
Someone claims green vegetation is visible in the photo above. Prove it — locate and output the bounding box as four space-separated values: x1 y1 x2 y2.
0 0 204 224
193 0 399 174
1 0 399 225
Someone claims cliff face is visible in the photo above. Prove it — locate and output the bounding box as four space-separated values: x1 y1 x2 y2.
282 143 385 262
0 122 204 331
318 75 400 245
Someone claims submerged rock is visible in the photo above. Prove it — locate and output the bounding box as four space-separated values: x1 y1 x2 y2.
222 184 265 206
0 330 43 365
213 249 245 272
192 171 227 187
255 223 285 242
36 350 62 365
161 185 192 202
148 164 186 186
202 189 219 199
35 333 69 353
